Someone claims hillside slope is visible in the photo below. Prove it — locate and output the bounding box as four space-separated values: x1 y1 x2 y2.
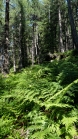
0 50 78 139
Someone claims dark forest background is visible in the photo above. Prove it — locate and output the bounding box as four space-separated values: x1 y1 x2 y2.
0 0 78 73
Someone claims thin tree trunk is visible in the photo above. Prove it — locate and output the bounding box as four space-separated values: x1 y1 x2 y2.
13 54 16 72
3 0 10 73
58 6 64 52
32 23 35 65
67 0 78 49
13 34 16 72
65 27 70 51
37 34 40 64
35 25 40 64
32 42 34 66
35 24 39 63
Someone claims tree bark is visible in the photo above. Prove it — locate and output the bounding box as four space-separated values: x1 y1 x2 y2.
32 23 35 65
3 0 10 73
67 0 78 50
13 33 16 72
58 6 64 52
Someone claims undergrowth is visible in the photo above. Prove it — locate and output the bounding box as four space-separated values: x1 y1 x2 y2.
0 50 78 139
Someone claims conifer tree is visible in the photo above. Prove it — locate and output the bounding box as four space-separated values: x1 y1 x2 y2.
18 0 28 68
30 0 41 65
67 0 78 50
3 0 10 73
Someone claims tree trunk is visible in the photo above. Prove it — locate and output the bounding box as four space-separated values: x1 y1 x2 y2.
67 0 78 49
36 33 40 64
32 23 35 65
58 6 64 52
3 0 10 73
13 33 16 72
18 1 28 68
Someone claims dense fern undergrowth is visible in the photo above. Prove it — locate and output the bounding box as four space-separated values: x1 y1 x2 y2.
0 50 78 139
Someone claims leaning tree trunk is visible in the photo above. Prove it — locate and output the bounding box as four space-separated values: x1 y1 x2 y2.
67 0 78 50
3 0 10 73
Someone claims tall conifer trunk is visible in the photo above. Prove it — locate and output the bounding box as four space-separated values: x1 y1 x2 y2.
58 5 64 52
18 1 28 68
13 33 16 72
67 0 78 49
32 23 35 66
3 0 10 73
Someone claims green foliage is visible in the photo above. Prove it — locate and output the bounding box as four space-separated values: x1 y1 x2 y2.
57 61 78 85
0 51 78 138
0 75 5 94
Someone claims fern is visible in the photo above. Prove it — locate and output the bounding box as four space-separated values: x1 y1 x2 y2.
0 54 78 138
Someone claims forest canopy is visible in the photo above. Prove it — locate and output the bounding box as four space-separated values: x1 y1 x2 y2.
0 0 78 73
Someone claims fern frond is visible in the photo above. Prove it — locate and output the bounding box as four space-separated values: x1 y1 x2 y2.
47 79 78 103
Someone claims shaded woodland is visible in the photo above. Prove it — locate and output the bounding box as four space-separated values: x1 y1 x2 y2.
0 0 78 72
0 0 78 139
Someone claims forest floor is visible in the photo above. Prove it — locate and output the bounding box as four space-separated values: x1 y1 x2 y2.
0 50 78 139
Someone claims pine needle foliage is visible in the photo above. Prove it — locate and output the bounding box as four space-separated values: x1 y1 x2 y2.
0 51 78 139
